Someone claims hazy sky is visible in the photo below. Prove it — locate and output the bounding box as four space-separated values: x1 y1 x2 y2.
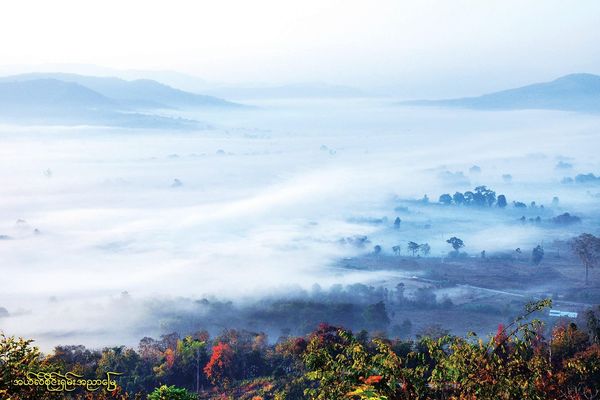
1 0 599 96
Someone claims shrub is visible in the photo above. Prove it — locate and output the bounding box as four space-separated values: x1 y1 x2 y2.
147 385 196 400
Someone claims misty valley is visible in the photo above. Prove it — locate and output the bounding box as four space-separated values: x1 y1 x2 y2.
1 79 600 399
3 2 600 397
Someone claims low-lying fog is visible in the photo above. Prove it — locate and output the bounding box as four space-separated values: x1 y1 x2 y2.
1 99 599 349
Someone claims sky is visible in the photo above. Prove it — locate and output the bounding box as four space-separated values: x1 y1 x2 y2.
1 0 600 96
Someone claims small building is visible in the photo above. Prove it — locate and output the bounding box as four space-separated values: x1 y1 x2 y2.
549 309 578 318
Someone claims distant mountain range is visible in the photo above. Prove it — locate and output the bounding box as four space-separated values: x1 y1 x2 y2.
0 73 243 129
2 71 598 128
0 73 240 109
0 64 370 100
402 73 600 112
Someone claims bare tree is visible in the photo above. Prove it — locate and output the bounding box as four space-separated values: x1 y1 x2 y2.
571 233 600 285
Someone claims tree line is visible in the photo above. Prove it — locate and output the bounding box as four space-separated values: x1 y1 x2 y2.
2 300 600 399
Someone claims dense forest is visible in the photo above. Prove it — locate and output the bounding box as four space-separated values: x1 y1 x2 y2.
2 300 600 400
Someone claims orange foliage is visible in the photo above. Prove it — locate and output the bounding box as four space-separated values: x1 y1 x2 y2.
204 342 234 385
363 375 383 384
164 348 175 369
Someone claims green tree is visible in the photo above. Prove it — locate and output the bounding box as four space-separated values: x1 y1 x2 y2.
96 345 153 395
147 384 196 400
302 324 426 400
0 332 62 400
176 336 206 393
302 300 554 400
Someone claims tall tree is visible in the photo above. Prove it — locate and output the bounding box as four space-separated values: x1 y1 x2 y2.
407 241 420 257
571 233 600 285
177 336 207 393
447 237 465 253
532 245 544 266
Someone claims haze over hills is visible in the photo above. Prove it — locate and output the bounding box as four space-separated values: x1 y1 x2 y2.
0 79 206 129
2 71 599 129
0 64 369 100
402 73 600 112
0 73 241 109
0 79 115 110
0 73 243 128
203 82 367 100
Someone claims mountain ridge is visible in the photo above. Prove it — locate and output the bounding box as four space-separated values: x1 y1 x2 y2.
0 78 116 110
0 72 242 109
401 73 600 112
0 73 246 128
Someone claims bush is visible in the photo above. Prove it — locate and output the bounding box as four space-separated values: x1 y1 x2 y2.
147 385 196 400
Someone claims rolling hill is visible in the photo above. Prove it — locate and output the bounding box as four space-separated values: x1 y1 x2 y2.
0 79 115 111
402 73 600 112
0 73 241 109
0 73 245 128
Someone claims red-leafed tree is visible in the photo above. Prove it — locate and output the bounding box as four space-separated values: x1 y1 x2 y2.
203 342 234 387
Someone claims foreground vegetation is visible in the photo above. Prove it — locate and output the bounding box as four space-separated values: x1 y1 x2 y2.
2 300 600 399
